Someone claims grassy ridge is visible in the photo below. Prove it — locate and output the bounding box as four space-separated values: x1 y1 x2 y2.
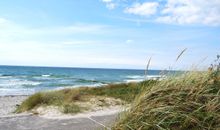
16 81 156 113
113 71 220 130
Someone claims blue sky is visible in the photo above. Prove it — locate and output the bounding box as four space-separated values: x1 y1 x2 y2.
0 0 219 70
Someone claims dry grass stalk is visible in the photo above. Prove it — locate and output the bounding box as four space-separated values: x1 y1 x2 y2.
145 57 152 80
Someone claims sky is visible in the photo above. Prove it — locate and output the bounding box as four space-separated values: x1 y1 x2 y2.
0 0 219 70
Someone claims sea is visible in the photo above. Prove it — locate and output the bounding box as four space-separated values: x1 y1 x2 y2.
0 65 162 96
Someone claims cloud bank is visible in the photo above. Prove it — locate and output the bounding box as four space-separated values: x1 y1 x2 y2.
102 0 220 26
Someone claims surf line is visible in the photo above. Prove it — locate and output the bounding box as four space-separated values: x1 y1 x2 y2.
87 116 111 130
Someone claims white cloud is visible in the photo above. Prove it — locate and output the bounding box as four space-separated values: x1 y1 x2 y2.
156 0 220 26
124 2 159 16
106 3 116 10
105 0 220 26
102 0 112 2
101 0 117 10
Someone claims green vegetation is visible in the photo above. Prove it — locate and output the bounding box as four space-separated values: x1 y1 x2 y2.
113 70 220 130
16 81 156 113
63 103 81 114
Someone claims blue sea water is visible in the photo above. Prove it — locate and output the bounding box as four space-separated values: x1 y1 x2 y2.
0 66 162 96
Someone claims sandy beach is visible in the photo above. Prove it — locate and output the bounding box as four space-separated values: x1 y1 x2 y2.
0 95 124 130
0 96 28 116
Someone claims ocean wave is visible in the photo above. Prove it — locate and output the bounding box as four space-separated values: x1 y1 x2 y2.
0 74 13 76
41 74 71 79
31 74 68 80
125 79 144 83
0 79 41 87
41 74 51 77
75 78 100 83
126 75 144 79
124 75 165 83
54 83 107 90
0 74 13 79
146 75 162 79
26 74 69 79
0 76 12 79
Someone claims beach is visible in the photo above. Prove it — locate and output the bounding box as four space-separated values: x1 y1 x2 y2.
0 94 125 130
0 95 28 116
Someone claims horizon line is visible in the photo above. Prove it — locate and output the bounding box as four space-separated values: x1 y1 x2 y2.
0 64 149 71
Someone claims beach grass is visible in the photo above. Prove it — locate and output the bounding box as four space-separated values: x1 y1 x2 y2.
112 70 220 130
16 80 157 113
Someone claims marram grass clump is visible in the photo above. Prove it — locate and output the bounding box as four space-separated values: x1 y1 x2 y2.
113 71 220 130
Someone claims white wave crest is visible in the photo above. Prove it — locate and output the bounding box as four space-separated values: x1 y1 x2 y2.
0 79 41 88
42 75 51 77
126 75 144 79
125 75 165 83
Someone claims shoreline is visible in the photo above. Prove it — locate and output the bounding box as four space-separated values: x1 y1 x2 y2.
0 94 30 97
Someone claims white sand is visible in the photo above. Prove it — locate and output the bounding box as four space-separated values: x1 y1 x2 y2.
0 95 128 119
37 105 127 119
0 95 28 116
34 96 128 119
